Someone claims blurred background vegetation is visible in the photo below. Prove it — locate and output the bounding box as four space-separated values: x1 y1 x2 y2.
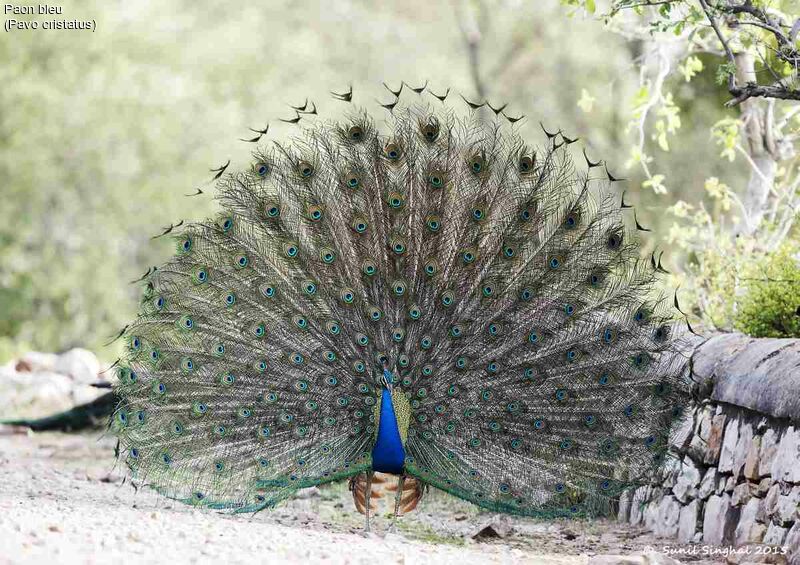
0 0 797 363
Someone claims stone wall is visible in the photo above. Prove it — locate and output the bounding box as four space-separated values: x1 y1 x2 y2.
617 334 800 561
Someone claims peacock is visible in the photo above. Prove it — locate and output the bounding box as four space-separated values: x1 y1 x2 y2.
112 83 689 531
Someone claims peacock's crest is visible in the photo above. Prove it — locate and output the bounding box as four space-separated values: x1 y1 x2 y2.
113 83 689 522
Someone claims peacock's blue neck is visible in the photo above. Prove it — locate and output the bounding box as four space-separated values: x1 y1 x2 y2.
371 386 406 474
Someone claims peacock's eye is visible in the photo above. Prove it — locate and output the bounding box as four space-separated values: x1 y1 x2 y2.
425 215 441 232
307 205 323 221
519 155 533 173
297 161 314 178
385 143 401 160
421 119 440 141
348 125 364 141
468 153 485 174
387 192 404 209
344 171 361 189
266 203 280 218
255 162 270 177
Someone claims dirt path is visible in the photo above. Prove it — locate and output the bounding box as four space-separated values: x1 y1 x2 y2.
0 431 722 564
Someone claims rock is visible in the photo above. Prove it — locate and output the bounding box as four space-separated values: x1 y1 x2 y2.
673 458 702 503
719 418 740 473
764 484 781 518
732 482 754 506
294 487 320 499
743 434 762 481
698 467 718 500
771 426 800 484
774 486 800 525
734 497 766 545
54 349 101 384
643 489 664 531
469 515 513 540
678 499 700 543
654 495 681 538
784 521 800 561
16 352 58 372
756 478 772 497
704 413 727 465
732 422 754 479
759 428 780 478
724 475 737 493
763 522 788 546
703 493 740 545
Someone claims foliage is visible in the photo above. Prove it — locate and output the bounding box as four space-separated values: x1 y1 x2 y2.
735 242 800 338
560 0 800 336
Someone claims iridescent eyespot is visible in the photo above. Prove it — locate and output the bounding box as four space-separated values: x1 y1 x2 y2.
503 244 516 258
368 306 382 321
602 327 617 343
528 330 539 343
303 281 317 295
421 119 440 142
428 171 445 188
520 288 532 301
352 360 365 373
563 210 580 230
255 162 270 177
385 143 401 160
449 325 463 338
555 389 568 401
356 333 369 346
420 336 432 349
472 207 485 221
390 237 407 255
345 171 361 189
548 255 562 269
219 217 234 232
323 351 336 362
362 260 377 276
291 353 304 365
424 260 438 277
455 357 467 369
297 161 314 178
326 321 341 335
398 354 409 367
408 305 421 320
425 215 441 232
352 217 368 233
348 125 364 141
319 248 335 264
387 192 404 209
441 290 454 306
266 203 280 218
255 359 268 372
654 325 670 342
564 303 575 316
293 315 308 329
461 248 477 264
607 229 623 250
519 155 533 173
262 284 276 298
392 280 406 295
284 243 298 258
482 284 493 297
340 288 355 303
468 153 485 174
307 205 323 221
422 365 433 376
179 237 192 254
234 254 248 269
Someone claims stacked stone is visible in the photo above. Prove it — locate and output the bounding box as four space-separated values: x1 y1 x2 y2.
618 400 800 559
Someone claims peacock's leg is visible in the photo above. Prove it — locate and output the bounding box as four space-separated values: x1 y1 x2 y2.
364 469 374 532
389 474 406 532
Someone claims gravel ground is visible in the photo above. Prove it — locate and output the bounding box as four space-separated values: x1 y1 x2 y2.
0 430 724 564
